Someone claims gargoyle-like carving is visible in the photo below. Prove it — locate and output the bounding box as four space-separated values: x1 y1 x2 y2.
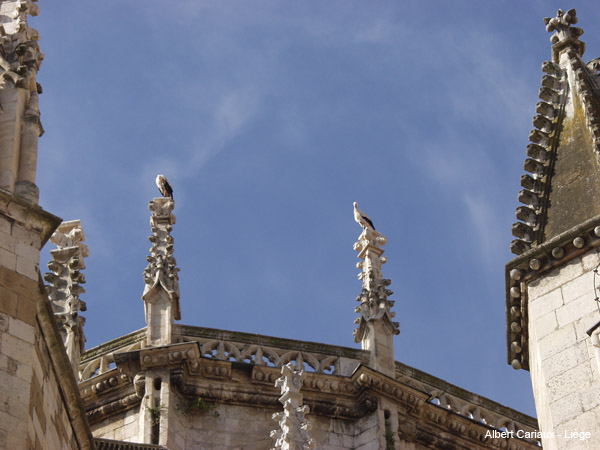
270 363 315 450
44 220 89 379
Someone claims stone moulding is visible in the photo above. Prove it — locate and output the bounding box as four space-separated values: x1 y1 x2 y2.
506 213 600 371
78 325 539 445
0 188 61 246
395 362 538 434
80 341 539 447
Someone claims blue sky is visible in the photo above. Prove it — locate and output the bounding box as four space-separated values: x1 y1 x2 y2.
34 1 600 418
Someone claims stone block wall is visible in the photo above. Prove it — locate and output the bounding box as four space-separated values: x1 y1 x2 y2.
91 407 140 443
528 248 600 450
29 309 82 449
0 192 93 450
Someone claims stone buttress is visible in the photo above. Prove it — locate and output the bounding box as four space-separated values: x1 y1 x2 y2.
0 1 94 448
506 8 600 449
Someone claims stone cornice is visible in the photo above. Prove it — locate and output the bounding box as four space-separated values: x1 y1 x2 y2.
0 188 62 246
79 339 538 448
506 213 600 370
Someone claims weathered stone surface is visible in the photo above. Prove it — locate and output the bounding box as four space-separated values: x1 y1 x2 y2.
45 220 89 378
352 205 398 378
142 197 180 347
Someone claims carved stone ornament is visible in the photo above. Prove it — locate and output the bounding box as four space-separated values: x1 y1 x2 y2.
44 220 89 379
270 363 316 450
0 0 43 91
353 225 399 342
142 197 180 320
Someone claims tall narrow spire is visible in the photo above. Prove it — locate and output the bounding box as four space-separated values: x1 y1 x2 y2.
0 0 44 203
270 363 315 450
510 8 600 257
142 194 180 346
352 203 399 376
44 220 89 378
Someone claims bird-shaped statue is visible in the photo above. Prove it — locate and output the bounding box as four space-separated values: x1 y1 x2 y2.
353 202 375 230
156 174 174 199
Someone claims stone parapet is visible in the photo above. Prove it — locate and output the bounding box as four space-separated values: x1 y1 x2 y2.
78 325 539 449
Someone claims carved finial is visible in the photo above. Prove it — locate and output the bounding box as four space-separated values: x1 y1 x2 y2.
352 205 398 376
142 196 180 345
44 220 89 380
353 206 399 342
544 9 585 60
270 363 316 450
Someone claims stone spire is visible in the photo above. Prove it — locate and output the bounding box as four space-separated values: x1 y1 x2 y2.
142 196 180 346
0 0 44 203
509 8 600 257
270 363 315 450
44 220 89 378
352 204 399 377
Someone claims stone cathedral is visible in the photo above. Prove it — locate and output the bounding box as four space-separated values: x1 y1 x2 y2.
0 3 599 450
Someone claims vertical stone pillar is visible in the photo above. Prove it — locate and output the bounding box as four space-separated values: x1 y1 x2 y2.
270 363 316 450
44 220 89 379
353 220 399 377
0 0 44 203
15 89 43 202
142 197 180 346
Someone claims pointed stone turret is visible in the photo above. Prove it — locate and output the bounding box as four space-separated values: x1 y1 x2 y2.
506 10 600 449
0 0 44 204
44 220 89 378
510 8 600 256
352 204 399 377
142 196 180 346
270 363 315 450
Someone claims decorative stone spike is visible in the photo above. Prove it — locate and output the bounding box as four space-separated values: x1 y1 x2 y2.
586 58 600 72
44 220 89 379
270 363 315 450
529 129 551 147
540 74 561 91
142 197 181 346
542 60 561 74
515 206 538 225
520 175 544 194
511 222 535 243
523 159 545 177
526 143 549 162
535 102 556 119
352 205 398 376
510 239 531 256
532 114 553 131
538 86 560 104
518 190 540 208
